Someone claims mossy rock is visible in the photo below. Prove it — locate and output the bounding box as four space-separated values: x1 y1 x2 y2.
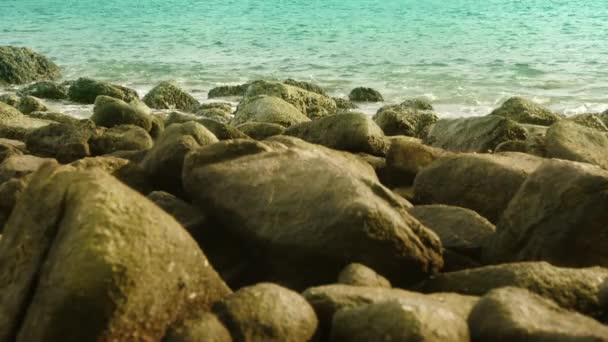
17 95 48 114
567 113 608 132
90 124 153 155
25 110 81 125
0 101 53 140
333 97 357 110
68 77 139 104
91 95 153 132
143 81 200 112
25 120 96 163
17 81 68 99
348 87 384 102
166 112 247 140
400 98 434 110
337 263 391 288
0 94 21 107
208 84 249 98
490 97 561 126
283 78 328 96
0 46 61 85
373 105 438 138
236 122 285 140
233 95 310 127
546 120 608 169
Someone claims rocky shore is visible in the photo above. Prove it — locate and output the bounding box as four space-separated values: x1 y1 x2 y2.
1 46 608 341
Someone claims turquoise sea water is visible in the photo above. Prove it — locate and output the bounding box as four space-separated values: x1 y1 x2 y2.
2 0 608 116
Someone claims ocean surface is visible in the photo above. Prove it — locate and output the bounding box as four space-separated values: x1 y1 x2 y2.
2 0 608 117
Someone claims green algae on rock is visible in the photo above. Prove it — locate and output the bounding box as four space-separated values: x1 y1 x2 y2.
0 46 61 85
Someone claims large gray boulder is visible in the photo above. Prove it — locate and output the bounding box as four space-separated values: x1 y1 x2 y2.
546 120 608 169
331 299 469 342
0 164 230 341
425 116 528 153
91 95 153 132
233 95 310 127
490 97 561 125
245 81 337 118
68 77 139 104
142 121 218 195
284 113 388 156
213 283 318 342
373 105 438 138
414 152 543 223
483 159 608 267
143 81 200 112
18 81 68 100
420 262 608 319
183 137 443 289
0 46 61 85
468 287 608 341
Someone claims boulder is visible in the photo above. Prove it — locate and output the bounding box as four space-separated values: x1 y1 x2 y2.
332 97 357 110
425 116 528 153
283 78 327 96
546 120 608 169
373 105 438 138
233 95 310 127
17 95 48 114
420 262 608 319
91 95 153 132
331 299 469 342
245 81 337 118
0 154 55 184
25 110 81 125
143 81 200 112
70 156 152 194
0 164 230 341
165 313 232 342
199 102 233 113
0 94 21 107
213 283 318 342
68 77 139 104
166 112 248 140
284 113 387 156
408 205 495 259
348 87 383 102
337 263 391 288
468 287 608 341
302 284 478 338
183 137 443 289
567 113 608 132
414 152 542 223
400 98 434 110
147 191 206 234
0 101 53 140
483 159 608 267
195 108 231 123
17 81 68 99
142 121 218 195
0 46 61 85
236 122 285 140
90 124 153 155
25 121 96 163
379 136 445 188
489 97 561 125
208 84 249 98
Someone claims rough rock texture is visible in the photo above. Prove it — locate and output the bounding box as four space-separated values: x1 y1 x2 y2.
373 105 438 138
568 113 608 132
0 101 52 140
166 112 247 140
165 313 233 342
245 81 337 118
142 121 218 195
348 87 383 102
0 164 231 341
468 287 608 341
213 283 318 342
408 205 495 259
0 46 61 85
284 113 387 156
332 97 357 110
483 159 608 267
337 263 391 288
91 95 153 132
0 154 55 184
303 284 478 338
425 116 528 153
546 120 608 169
17 95 48 114
379 136 445 187
414 152 543 223
89 124 153 155
143 81 200 112
195 107 231 123
25 121 96 163
233 95 310 127
25 110 81 125
420 262 608 319
18 81 68 99
490 97 561 125
183 137 443 289
0 94 21 107
331 299 469 342
283 79 327 96
236 122 285 140
68 77 139 104
69 156 152 194
208 84 249 98
400 98 434 110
